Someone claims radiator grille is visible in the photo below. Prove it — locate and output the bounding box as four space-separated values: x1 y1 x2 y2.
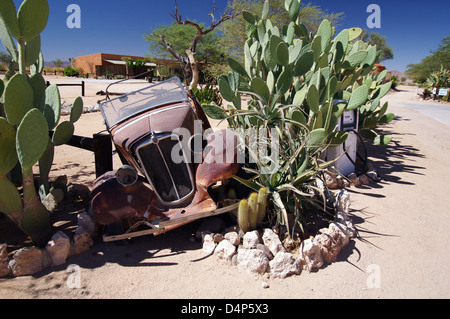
135 134 193 204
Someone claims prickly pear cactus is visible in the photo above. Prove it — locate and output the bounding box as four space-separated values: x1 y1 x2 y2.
201 0 394 235
0 0 83 246
203 0 393 147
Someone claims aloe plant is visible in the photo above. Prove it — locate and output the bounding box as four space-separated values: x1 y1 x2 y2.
0 0 83 246
201 0 394 237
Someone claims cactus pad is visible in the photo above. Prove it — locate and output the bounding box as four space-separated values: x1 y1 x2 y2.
70 96 83 123
17 0 49 42
4 73 34 125
52 121 74 146
0 175 22 218
16 108 49 171
42 84 61 130
0 117 18 175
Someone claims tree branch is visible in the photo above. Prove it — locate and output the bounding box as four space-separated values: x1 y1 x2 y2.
149 31 185 63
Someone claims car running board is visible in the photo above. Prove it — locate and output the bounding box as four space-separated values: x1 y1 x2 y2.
102 202 239 242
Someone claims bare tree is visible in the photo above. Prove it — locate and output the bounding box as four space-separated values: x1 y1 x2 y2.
150 0 238 89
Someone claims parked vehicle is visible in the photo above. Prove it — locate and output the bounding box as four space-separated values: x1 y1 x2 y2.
91 77 240 242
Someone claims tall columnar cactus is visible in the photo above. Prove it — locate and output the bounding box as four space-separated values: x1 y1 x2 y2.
0 0 83 246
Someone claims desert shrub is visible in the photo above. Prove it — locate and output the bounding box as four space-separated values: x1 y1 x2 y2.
63 66 82 77
191 77 222 105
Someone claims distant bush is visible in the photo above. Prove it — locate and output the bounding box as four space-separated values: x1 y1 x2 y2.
391 75 398 90
192 79 222 106
63 66 82 77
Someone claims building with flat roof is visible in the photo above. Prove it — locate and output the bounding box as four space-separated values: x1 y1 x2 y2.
73 53 181 78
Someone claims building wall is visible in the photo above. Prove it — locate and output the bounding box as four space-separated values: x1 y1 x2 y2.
74 53 152 75
74 53 103 74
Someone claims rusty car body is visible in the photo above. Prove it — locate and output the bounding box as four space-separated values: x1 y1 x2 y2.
91 77 240 242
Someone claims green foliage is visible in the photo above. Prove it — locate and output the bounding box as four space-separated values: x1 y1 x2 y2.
219 0 344 62
201 0 394 236
357 71 395 145
406 36 450 83
63 66 81 77
144 23 226 64
0 0 83 246
191 80 223 106
425 65 449 89
357 30 394 63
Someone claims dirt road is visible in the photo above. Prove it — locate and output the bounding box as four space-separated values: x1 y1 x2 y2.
0 81 449 299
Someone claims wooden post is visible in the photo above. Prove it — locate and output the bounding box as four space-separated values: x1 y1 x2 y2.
92 133 113 177
81 81 85 96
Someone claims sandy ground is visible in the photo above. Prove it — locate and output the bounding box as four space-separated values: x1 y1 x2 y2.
1 77 449 299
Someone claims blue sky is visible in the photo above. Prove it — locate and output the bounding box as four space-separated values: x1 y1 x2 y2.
4 0 450 72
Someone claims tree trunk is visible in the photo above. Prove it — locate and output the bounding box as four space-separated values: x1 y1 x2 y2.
186 49 199 90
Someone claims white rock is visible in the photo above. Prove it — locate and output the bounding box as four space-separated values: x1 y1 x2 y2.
298 238 323 272
243 230 261 249
45 231 71 266
224 231 240 246
366 170 378 181
335 189 350 214
215 240 236 263
202 234 216 254
213 233 224 243
255 244 274 260
0 244 10 277
315 222 350 263
9 247 44 276
77 211 95 234
269 251 301 278
73 226 94 255
262 228 285 256
324 171 339 189
348 173 361 187
237 248 269 274
359 174 370 185
335 213 357 238
328 222 350 247
42 192 59 212
262 281 270 289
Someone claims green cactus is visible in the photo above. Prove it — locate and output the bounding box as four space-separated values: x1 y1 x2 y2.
16 109 49 171
42 84 61 130
70 96 84 123
17 0 49 42
0 117 18 175
52 121 75 146
256 187 268 224
3 73 33 125
0 0 83 246
201 0 394 235
247 192 258 230
238 199 250 233
0 175 22 223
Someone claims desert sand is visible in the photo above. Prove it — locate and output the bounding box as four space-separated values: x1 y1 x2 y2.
0 77 449 299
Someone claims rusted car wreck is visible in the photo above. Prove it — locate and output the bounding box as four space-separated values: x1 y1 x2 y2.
91 77 240 242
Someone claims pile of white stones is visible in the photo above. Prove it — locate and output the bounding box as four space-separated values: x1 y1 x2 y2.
201 189 356 279
0 211 95 277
